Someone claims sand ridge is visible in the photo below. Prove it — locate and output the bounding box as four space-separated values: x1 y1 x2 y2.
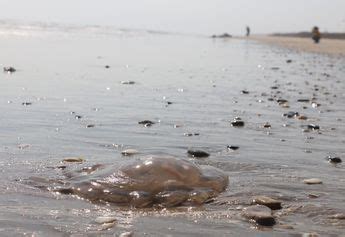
248 35 345 57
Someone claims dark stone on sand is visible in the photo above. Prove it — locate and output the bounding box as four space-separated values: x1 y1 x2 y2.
283 111 299 118
277 99 288 104
241 90 249 94
307 124 320 130
230 117 244 127
22 102 32 106
251 196 282 210
75 115 83 120
3 66 16 73
242 205 276 226
187 149 210 158
138 120 155 126
86 124 95 128
263 122 271 128
327 156 342 164
211 33 232 38
271 67 280 70
105 65 110 68
227 145 239 151
297 99 310 102
286 59 292 63
271 86 279 89
166 101 173 105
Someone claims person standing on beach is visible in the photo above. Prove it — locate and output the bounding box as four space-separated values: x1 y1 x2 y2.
246 26 250 37
312 26 321 43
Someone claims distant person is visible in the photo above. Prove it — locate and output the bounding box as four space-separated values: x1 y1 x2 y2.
312 26 321 43
246 26 250 37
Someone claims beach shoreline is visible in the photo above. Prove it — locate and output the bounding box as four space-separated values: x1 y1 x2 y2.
246 35 345 57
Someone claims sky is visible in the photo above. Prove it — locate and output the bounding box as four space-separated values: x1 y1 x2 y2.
0 0 344 35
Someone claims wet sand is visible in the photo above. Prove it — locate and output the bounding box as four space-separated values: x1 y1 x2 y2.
1 22 345 236
249 35 345 56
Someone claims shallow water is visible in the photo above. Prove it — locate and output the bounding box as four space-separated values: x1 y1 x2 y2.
1 23 345 236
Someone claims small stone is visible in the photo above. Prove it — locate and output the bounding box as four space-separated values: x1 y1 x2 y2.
311 102 320 108
138 120 155 126
230 117 244 127
329 213 345 220
105 65 110 68
263 122 271 128
251 196 282 210
63 157 84 163
22 102 32 106
242 205 276 226
121 149 139 156
307 124 320 130
227 145 239 151
95 216 117 224
75 115 83 120
327 156 342 164
241 90 249 94
119 232 134 237
187 149 210 158
277 99 288 104
307 193 319 198
98 222 116 231
286 59 292 63
298 115 308 120
303 178 322 185
302 233 319 237
121 81 135 85
18 144 30 149
3 66 16 73
283 112 299 118
86 124 95 128
297 99 310 103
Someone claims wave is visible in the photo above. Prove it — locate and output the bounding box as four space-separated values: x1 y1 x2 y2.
0 19 183 38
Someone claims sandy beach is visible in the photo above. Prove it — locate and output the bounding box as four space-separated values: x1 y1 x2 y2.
250 35 345 56
1 22 345 236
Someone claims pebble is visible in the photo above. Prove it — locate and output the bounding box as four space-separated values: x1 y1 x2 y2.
241 90 249 94
242 205 276 226
98 222 116 231
62 157 84 163
263 122 271 128
95 216 117 224
121 81 135 85
329 213 345 220
283 111 299 118
138 120 155 126
297 115 308 120
119 232 134 237
184 133 200 137
307 124 320 130
105 65 110 68
75 115 83 120
18 144 30 150
227 145 239 151
327 156 342 164
286 59 292 63
3 66 16 73
303 178 323 185
187 149 210 158
230 117 244 127
22 102 32 106
86 124 95 128
121 149 139 156
297 99 310 103
251 196 282 210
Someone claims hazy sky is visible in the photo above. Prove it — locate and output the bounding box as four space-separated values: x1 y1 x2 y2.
0 0 344 35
